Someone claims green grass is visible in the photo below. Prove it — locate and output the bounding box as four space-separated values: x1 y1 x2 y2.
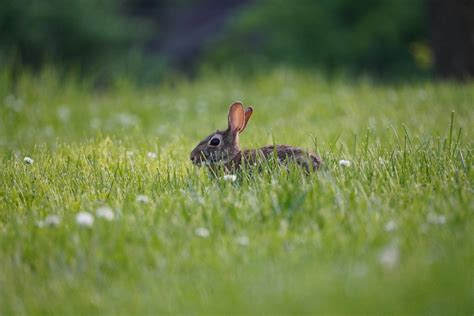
0 68 473 314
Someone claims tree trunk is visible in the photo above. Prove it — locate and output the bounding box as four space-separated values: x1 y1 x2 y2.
427 0 474 79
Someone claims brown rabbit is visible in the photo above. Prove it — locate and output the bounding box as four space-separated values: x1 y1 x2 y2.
190 101 322 172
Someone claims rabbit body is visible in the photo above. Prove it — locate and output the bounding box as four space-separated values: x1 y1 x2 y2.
190 101 321 172
232 145 321 172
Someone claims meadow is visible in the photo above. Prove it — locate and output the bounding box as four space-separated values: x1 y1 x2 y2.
0 68 473 314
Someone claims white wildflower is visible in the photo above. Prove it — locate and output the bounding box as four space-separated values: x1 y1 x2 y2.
115 113 138 127
417 89 427 100
427 213 446 225
23 157 34 164
37 215 61 227
222 174 237 182
378 244 399 269
90 117 101 129
43 126 54 137
384 220 397 232
236 235 249 246
339 159 351 167
57 106 70 122
136 194 150 204
96 206 115 221
147 152 157 159
76 211 94 227
195 227 210 238
5 95 23 112
126 151 134 157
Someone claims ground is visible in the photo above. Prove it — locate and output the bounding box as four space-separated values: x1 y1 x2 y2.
0 68 473 314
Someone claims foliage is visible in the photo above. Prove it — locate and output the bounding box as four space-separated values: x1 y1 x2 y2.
0 69 473 314
0 0 146 74
1 0 431 79
204 0 428 76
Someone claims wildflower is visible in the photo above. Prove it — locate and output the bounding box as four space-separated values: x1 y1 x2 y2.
378 244 399 269
427 213 446 225
417 89 427 100
57 106 70 122
43 126 54 137
236 235 249 246
23 157 34 164
76 212 94 227
37 215 61 227
195 227 210 238
136 195 150 204
115 113 138 127
339 159 351 167
126 151 134 157
90 118 101 129
5 95 23 112
384 220 397 232
222 174 237 182
147 152 157 159
96 206 115 221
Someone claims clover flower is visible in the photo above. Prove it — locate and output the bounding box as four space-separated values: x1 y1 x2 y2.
147 152 157 159
96 206 115 221
222 174 237 182
195 227 210 238
37 215 61 227
136 195 150 204
76 212 94 227
339 159 351 167
378 244 399 269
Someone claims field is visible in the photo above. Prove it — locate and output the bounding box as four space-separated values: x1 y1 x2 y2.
0 68 473 314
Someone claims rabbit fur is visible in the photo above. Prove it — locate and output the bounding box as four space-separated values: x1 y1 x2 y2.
190 101 322 172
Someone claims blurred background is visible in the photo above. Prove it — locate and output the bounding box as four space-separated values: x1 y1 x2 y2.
0 0 473 83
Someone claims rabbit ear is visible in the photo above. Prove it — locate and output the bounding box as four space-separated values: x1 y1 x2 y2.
228 101 245 133
240 106 253 133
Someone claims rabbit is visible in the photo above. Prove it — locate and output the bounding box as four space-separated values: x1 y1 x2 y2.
190 101 322 172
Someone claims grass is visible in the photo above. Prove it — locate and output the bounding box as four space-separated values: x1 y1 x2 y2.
0 68 473 314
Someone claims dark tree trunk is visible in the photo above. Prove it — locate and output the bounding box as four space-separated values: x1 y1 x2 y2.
427 0 474 80
125 0 251 72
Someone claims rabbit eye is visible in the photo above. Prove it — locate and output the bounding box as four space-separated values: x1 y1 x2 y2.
209 138 220 146
208 134 222 146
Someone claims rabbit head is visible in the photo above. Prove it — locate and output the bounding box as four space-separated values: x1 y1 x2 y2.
190 101 253 166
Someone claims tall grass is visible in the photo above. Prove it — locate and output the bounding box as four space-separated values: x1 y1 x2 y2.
0 68 473 314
